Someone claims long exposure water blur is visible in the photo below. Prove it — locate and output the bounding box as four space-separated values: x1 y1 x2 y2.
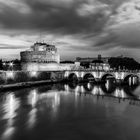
0 82 140 140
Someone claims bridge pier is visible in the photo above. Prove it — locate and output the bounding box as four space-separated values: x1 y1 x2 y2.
65 70 140 86
115 79 124 85
95 78 104 84
78 77 83 82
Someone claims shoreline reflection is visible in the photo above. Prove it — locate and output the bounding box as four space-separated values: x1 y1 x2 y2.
1 93 20 140
65 82 140 101
0 83 140 140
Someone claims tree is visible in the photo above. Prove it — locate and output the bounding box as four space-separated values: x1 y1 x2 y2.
0 59 2 70
108 57 140 70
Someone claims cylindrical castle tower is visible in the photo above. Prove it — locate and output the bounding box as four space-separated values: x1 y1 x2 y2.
20 42 60 71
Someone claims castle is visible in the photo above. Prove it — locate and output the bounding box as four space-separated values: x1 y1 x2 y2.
20 42 79 71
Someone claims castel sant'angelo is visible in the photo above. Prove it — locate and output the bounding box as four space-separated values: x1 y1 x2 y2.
20 42 79 71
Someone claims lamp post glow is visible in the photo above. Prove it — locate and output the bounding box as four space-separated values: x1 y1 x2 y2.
6 71 14 79
3 62 6 66
2 62 6 70
9 62 13 67
9 62 14 71
30 71 38 77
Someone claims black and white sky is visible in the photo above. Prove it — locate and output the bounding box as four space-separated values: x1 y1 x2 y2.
0 0 140 61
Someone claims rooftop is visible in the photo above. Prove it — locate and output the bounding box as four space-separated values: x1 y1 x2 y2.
33 42 55 47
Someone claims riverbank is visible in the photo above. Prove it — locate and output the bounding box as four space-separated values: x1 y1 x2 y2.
0 70 64 91
0 80 61 91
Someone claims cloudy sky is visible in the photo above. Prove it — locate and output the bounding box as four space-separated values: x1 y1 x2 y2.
0 0 140 61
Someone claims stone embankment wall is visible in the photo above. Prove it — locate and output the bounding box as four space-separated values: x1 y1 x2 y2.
0 71 64 85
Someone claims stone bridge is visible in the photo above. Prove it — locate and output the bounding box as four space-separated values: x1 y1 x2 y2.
64 69 140 85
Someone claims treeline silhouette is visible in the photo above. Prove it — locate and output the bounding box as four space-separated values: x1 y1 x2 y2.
0 59 2 69
79 57 140 70
0 57 139 71
60 61 74 64
108 57 140 70
0 59 21 70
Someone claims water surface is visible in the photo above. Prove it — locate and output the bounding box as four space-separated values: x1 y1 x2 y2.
0 83 140 140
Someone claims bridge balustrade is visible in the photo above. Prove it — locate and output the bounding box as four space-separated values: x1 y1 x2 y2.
67 68 140 74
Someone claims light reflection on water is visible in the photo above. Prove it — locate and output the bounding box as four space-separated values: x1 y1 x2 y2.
0 83 140 140
0 93 20 140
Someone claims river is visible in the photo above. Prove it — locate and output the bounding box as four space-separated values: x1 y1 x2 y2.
0 82 140 140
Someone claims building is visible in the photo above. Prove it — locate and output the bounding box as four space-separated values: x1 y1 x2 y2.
20 42 60 71
76 55 110 71
90 60 110 71
76 55 109 63
20 42 80 71
21 42 60 64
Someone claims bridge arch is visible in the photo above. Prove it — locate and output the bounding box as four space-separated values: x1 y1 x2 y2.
68 73 78 82
101 73 116 83
83 73 95 82
101 83 116 94
123 85 139 98
83 83 94 91
123 74 139 85
68 82 78 89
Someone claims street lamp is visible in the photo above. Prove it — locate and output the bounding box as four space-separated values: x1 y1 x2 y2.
3 62 6 66
30 71 37 77
9 62 13 67
9 62 14 71
2 62 6 70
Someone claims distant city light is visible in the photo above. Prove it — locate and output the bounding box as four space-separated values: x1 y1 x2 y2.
6 71 14 79
64 84 69 92
9 62 13 67
114 89 126 98
29 89 38 107
87 83 91 89
3 62 6 66
30 71 38 77
75 85 80 96
81 85 85 93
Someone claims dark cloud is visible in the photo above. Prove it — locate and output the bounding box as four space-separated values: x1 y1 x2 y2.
94 0 140 50
0 0 140 61
0 0 110 35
